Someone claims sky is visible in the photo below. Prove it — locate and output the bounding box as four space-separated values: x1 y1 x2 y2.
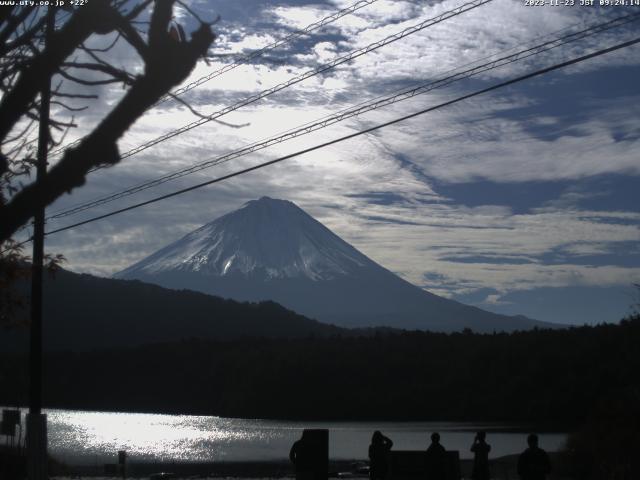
17 0 640 325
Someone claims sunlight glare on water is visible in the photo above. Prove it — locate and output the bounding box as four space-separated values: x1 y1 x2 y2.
47 410 260 463
4 408 567 465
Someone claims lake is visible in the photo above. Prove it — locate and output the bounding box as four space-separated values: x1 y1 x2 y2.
2 408 567 465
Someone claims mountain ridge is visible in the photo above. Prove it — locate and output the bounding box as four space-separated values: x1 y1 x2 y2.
116 197 558 332
0 268 346 352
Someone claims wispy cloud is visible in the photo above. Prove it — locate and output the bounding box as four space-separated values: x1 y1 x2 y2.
35 0 640 324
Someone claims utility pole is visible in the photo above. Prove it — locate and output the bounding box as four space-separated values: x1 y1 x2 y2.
27 7 55 480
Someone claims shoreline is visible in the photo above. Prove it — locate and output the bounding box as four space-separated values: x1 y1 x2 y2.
47 454 570 479
0 405 574 431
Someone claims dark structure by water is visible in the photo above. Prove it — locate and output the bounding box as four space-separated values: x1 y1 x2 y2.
289 429 328 480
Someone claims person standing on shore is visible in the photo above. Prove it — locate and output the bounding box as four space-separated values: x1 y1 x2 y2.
425 432 447 480
368 430 393 480
470 431 491 480
517 434 551 480
290 431 313 480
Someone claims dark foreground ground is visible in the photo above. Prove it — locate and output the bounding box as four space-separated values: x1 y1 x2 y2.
43 454 572 479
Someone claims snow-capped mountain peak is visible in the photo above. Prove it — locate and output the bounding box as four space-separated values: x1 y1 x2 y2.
117 197 371 281
116 197 553 332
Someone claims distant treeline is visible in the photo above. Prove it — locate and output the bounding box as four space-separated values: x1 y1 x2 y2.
1 316 638 425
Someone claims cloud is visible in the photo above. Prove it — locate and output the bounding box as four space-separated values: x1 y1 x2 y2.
484 293 512 305
27 0 640 326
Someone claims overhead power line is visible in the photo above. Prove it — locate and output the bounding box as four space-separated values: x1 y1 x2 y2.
47 12 640 220
48 0 382 157
49 0 494 164
116 0 493 160
163 0 381 102
42 36 640 238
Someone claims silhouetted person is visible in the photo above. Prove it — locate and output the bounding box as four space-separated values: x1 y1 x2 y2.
517 434 551 480
290 431 313 480
368 430 393 480
470 431 491 480
425 432 447 480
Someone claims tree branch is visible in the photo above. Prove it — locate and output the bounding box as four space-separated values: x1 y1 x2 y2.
57 69 124 86
61 61 135 85
125 0 153 20
0 0 122 143
0 7 35 55
51 91 99 99
80 32 121 54
49 118 77 130
167 92 250 128
114 13 149 61
1 118 36 145
0 11 48 59
0 12 215 242
50 100 88 112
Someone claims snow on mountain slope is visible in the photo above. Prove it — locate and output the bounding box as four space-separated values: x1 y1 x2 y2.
116 197 558 332
117 197 370 281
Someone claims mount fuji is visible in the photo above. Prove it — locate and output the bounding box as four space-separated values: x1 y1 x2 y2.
115 197 554 332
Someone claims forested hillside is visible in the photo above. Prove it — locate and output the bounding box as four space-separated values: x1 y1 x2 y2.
0 269 345 351
1 316 638 425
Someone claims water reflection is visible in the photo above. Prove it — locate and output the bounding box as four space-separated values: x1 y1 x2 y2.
47 410 256 463
3 409 567 465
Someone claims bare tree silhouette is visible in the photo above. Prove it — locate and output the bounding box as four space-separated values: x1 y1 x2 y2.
0 0 216 244
0 0 216 325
